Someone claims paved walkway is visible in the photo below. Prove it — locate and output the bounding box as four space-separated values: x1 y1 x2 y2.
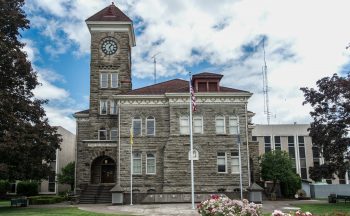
77 199 327 216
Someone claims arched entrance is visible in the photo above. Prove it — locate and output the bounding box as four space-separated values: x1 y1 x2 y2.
91 156 116 184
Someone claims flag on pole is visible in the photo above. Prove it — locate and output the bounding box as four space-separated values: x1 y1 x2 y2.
190 81 197 112
130 127 133 145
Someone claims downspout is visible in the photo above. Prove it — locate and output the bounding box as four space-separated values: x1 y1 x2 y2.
245 102 251 186
118 100 121 186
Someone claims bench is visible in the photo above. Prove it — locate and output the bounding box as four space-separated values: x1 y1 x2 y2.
328 194 350 203
11 198 28 207
336 195 350 203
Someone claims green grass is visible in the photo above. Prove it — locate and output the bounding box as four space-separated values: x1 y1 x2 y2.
0 206 131 216
0 200 10 207
295 203 350 215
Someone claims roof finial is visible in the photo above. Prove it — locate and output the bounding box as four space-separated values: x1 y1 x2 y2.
112 2 115 5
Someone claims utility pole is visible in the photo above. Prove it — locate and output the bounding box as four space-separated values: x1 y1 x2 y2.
151 53 161 84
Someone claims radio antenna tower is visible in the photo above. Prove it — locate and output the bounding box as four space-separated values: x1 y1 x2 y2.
151 52 161 84
262 38 271 125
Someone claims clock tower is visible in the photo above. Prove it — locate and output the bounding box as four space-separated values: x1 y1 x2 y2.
86 3 135 116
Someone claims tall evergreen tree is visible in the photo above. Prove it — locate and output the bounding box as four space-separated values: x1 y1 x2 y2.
0 0 61 180
301 73 350 181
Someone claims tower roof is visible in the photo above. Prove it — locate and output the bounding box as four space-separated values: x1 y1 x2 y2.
86 3 132 22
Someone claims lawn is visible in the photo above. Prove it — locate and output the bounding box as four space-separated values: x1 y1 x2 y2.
0 203 131 216
295 203 350 215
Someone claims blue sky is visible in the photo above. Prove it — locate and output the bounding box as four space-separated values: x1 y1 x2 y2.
21 0 350 133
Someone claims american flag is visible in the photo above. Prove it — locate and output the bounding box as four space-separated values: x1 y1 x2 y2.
190 83 197 112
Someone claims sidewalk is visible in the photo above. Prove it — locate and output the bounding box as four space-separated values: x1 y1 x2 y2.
77 199 327 216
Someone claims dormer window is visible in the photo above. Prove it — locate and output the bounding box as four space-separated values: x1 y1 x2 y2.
192 72 223 92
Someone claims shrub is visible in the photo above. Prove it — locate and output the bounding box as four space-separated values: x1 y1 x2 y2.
28 195 66 205
272 209 312 216
197 194 262 216
280 173 301 198
0 180 10 197
16 181 38 196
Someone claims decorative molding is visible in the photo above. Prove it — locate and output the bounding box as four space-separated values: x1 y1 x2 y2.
87 143 118 147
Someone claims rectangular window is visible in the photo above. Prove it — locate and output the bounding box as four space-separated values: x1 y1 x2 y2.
111 73 118 88
146 153 156 174
252 136 257 141
100 100 107 115
229 116 239 135
288 136 296 172
146 117 155 136
208 82 217 92
274 136 281 150
100 73 108 88
132 152 142 175
264 136 271 153
231 151 240 174
98 130 107 140
215 116 225 134
48 170 56 192
110 100 117 115
110 129 118 141
299 136 307 179
217 152 227 173
180 116 189 135
198 82 207 92
193 116 203 134
132 117 142 136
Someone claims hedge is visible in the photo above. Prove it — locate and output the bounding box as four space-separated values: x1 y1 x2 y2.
28 195 65 205
0 180 10 197
16 181 38 196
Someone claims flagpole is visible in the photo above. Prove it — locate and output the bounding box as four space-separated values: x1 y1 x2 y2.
189 71 195 209
130 128 133 205
236 119 243 200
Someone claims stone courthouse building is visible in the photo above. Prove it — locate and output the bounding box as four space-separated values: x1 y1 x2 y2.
74 3 258 203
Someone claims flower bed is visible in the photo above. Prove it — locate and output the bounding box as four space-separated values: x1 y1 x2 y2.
272 210 312 216
197 194 262 216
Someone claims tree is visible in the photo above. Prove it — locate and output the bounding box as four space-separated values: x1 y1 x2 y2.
301 73 350 181
260 150 298 194
57 162 75 191
0 0 61 180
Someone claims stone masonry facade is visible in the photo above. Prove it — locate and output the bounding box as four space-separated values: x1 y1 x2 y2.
74 4 259 199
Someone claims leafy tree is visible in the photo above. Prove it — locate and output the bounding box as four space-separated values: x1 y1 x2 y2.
260 150 298 194
57 162 75 191
301 73 350 181
0 0 61 180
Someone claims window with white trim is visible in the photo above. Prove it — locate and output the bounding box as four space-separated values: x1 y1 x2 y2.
100 100 107 115
217 152 227 173
146 153 156 174
215 116 225 134
229 116 239 135
179 116 189 135
146 116 155 136
193 116 203 134
110 100 117 115
132 152 142 174
100 73 108 88
231 151 240 174
111 73 118 88
98 129 107 140
132 117 142 136
110 129 117 141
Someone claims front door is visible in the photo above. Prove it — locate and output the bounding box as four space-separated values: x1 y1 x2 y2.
101 165 115 183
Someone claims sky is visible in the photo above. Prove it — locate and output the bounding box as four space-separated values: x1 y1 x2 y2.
21 0 350 133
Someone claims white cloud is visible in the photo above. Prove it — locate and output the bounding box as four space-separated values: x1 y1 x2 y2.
24 0 350 125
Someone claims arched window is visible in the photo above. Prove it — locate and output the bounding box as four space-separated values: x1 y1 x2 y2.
132 117 142 136
215 116 225 134
179 115 189 135
193 116 203 134
146 153 156 174
229 116 239 135
147 189 156 193
146 116 155 136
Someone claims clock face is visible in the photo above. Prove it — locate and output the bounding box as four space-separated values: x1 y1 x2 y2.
101 39 117 55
